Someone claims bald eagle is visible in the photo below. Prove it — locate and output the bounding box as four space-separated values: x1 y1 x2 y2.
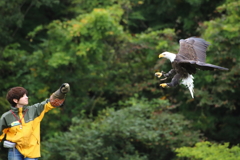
155 37 228 98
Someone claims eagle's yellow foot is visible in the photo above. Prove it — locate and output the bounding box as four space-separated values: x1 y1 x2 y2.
160 83 168 88
155 72 162 78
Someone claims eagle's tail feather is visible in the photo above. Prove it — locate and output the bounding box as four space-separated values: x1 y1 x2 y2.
181 74 194 98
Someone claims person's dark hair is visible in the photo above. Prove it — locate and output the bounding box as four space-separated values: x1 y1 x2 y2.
6 87 28 107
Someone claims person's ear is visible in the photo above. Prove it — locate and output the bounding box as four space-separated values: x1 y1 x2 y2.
13 99 18 104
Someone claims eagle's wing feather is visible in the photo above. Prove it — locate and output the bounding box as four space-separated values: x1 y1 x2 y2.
178 37 209 62
179 60 229 71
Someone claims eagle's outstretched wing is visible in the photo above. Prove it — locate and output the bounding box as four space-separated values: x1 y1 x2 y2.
177 37 209 62
176 37 228 71
179 60 229 71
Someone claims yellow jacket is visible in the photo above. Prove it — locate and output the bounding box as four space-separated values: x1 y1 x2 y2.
0 100 55 158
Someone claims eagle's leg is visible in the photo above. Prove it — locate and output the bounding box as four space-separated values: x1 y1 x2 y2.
163 69 176 78
160 73 181 88
155 69 176 79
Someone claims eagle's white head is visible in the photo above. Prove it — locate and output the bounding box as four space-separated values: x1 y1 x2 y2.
159 52 176 62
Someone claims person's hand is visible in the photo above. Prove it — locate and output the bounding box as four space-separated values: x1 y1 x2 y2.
52 83 70 99
50 83 70 107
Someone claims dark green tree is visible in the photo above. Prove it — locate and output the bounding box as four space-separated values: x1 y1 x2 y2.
41 98 201 160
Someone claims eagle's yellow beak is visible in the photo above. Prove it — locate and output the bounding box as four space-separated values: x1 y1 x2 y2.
159 54 164 58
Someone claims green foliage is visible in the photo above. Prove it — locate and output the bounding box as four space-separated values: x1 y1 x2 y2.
68 0 150 32
175 141 240 160
0 43 30 92
24 4 177 117
0 0 59 47
184 0 240 143
126 0 225 36
69 0 132 14
41 97 201 160
27 5 125 69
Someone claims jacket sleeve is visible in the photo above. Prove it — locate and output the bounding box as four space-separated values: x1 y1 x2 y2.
0 115 8 142
36 99 55 114
27 99 56 122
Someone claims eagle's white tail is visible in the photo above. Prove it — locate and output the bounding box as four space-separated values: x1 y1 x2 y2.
181 74 194 98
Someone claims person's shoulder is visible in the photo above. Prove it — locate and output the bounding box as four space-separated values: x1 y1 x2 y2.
1 110 11 119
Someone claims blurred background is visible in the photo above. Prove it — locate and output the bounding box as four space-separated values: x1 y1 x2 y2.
0 0 239 159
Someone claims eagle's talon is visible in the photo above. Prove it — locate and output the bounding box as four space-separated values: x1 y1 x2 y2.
155 72 162 78
160 83 168 88
160 77 168 81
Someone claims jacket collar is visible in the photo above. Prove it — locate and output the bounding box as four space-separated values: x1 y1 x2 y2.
11 106 28 113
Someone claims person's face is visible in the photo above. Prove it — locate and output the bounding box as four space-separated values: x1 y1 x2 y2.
14 94 28 107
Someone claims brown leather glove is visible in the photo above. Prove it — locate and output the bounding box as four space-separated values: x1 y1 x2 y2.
50 83 70 107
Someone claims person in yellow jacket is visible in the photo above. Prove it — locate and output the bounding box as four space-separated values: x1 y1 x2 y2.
0 83 70 160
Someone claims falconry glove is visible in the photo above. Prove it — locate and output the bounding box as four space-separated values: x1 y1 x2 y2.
50 83 70 107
